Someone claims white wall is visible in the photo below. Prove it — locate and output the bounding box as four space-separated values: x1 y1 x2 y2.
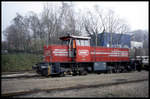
131 41 143 49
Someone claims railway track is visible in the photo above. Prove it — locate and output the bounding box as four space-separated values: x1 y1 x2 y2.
2 78 148 97
2 75 42 79
2 70 34 75
1 71 142 79
2 76 41 79
2 73 73 79
2 72 42 79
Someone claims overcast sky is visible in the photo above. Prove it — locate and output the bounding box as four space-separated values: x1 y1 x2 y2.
2 1 148 41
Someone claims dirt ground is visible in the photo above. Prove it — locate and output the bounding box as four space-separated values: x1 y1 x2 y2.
2 71 149 97
16 80 148 97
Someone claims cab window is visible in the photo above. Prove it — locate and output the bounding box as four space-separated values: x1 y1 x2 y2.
76 40 90 46
81 40 85 46
85 40 90 46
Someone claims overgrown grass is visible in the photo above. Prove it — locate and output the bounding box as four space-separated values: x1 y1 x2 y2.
1 53 43 72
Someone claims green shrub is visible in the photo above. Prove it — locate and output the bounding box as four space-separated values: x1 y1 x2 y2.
1 53 43 72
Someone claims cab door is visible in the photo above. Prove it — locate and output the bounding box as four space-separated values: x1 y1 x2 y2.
68 39 76 62
76 39 91 62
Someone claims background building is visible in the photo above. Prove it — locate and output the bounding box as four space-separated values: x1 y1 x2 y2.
91 32 131 48
131 41 143 49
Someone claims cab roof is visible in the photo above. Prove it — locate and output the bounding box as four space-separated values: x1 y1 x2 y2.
59 35 91 40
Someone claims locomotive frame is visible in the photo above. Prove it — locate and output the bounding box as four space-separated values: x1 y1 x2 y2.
32 35 142 77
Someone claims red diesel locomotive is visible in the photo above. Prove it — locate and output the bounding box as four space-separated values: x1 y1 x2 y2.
32 35 141 76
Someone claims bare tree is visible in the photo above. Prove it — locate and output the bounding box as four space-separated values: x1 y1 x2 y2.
60 2 79 36
3 13 31 52
3 24 18 51
41 3 62 45
83 11 103 46
27 12 42 52
83 5 130 47
82 5 106 46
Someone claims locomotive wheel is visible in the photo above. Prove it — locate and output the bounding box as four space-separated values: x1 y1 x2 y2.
108 69 113 74
41 70 50 77
137 69 141 72
72 73 77 76
59 72 65 77
36 70 41 74
72 71 79 76
81 70 88 75
79 70 88 76
83 71 88 75
112 67 116 73
117 69 121 73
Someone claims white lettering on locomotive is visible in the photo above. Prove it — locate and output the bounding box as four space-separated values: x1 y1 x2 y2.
90 51 128 57
78 50 89 56
53 49 68 56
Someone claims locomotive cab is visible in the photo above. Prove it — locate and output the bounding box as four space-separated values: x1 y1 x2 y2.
60 35 91 62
